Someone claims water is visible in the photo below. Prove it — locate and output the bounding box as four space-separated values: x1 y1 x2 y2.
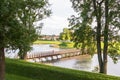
5 49 19 58
52 54 120 76
5 44 60 58
53 55 92 71
5 44 120 77
30 44 60 53
31 44 120 76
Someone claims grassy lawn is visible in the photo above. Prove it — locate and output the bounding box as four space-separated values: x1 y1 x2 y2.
34 40 61 45
33 40 120 51
6 58 120 80
33 40 74 48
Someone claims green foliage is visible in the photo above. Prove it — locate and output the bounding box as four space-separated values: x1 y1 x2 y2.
69 0 120 61
68 0 96 55
59 42 68 47
0 0 20 47
69 21 96 54
0 1 50 79
69 0 120 74
5 58 120 80
0 0 51 59
108 41 120 63
59 28 72 41
16 0 51 59
59 42 74 49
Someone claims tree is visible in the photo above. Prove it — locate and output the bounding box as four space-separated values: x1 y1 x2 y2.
69 23 96 55
59 28 72 41
16 0 50 59
36 23 43 39
0 0 50 80
69 0 120 74
0 1 21 79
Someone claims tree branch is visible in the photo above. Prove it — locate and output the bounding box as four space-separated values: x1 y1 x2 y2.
92 0 98 17
97 0 104 5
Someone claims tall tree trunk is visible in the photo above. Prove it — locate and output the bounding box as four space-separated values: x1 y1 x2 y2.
81 42 85 54
0 47 5 80
103 0 109 74
92 0 104 73
93 0 104 73
97 17 104 73
23 52 27 60
19 50 27 60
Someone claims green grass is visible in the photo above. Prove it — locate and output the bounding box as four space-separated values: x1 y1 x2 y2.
6 58 120 80
33 40 74 48
33 40 61 45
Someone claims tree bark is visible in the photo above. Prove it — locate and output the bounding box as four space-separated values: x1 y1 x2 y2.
0 47 5 80
92 0 104 73
103 0 109 74
23 52 27 60
96 15 104 73
19 50 27 60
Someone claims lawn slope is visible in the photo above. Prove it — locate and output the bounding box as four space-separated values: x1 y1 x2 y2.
6 59 120 80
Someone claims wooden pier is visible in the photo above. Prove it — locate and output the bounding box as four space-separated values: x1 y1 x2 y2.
26 49 81 62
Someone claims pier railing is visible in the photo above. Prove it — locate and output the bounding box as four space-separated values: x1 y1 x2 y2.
26 49 81 62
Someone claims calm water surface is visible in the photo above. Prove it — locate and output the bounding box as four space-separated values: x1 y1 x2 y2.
31 44 60 52
52 54 120 76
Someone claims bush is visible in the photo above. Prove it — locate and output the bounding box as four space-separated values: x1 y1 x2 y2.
59 42 74 49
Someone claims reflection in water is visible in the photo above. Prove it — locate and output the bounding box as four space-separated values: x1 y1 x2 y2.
73 57 92 71
53 55 93 71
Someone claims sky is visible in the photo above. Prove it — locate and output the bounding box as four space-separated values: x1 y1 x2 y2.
36 0 76 35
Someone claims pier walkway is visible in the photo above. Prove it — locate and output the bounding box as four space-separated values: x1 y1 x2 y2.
26 49 81 62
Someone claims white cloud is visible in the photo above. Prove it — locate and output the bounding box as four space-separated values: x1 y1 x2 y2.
40 15 68 35
35 0 77 35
